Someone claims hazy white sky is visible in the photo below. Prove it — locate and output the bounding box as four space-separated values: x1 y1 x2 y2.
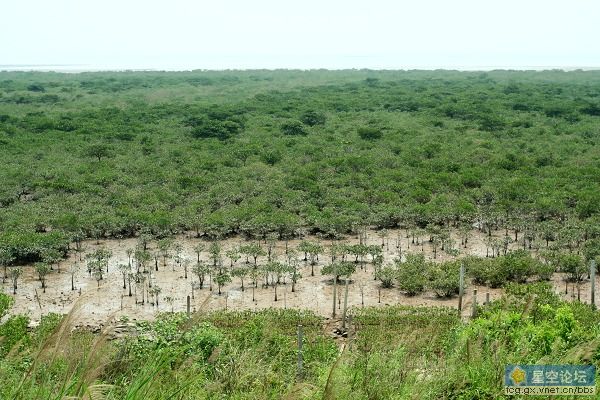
1 0 599 70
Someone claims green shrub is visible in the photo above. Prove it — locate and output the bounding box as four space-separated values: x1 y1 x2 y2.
486 259 510 288
466 252 542 287
553 306 582 345
464 256 491 285
558 252 585 282
0 231 69 264
281 120 307 136
0 315 29 356
535 262 555 281
376 263 397 288
357 127 382 140
191 118 241 140
0 293 13 319
502 250 538 283
396 254 427 296
428 260 460 297
300 110 326 126
31 313 63 347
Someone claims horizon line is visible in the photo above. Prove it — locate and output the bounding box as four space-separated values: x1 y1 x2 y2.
2 64 600 73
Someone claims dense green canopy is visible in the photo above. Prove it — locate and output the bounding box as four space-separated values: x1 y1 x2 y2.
1 69 599 258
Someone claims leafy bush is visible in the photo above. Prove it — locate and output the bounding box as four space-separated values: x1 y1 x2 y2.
396 254 427 296
31 313 63 347
535 262 555 281
300 110 326 126
0 231 69 264
83 142 113 161
464 256 491 285
0 315 29 356
357 127 382 140
582 239 600 266
376 263 397 288
427 260 460 297
501 249 539 283
321 261 356 279
280 120 307 136
558 252 585 282
485 259 510 288
466 252 544 287
191 117 242 140
0 293 13 319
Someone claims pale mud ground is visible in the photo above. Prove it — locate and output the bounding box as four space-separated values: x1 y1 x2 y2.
1 228 596 328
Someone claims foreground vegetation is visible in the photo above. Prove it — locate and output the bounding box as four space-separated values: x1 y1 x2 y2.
0 283 598 399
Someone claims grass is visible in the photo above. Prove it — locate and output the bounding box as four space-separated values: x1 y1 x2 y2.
0 283 599 399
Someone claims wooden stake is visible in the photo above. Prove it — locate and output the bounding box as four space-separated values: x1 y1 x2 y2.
347 315 354 348
471 289 478 318
186 295 191 317
342 278 350 330
34 289 42 310
332 276 337 317
458 263 465 313
591 260 596 308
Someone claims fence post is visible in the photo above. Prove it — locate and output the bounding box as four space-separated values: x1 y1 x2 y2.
458 263 465 314
591 260 596 309
186 295 191 317
471 289 478 318
332 276 337 317
342 278 350 330
347 315 354 350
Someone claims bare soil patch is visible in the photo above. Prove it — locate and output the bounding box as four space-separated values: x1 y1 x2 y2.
1 228 595 327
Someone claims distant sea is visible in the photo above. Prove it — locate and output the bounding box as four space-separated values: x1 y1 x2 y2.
1 63 599 73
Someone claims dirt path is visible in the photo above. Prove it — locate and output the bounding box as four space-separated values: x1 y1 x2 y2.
1 228 596 328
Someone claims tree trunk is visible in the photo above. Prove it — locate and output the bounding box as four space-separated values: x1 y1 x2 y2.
342 278 349 329
332 276 337 317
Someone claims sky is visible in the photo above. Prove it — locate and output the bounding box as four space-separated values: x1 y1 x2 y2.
1 0 599 70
